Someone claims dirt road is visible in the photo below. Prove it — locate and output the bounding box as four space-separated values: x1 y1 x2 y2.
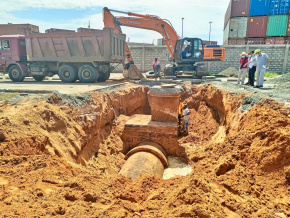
0 73 126 94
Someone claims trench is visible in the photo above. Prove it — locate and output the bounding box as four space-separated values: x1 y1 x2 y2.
67 83 228 180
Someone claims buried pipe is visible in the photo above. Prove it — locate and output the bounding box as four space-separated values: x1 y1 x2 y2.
119 142 168 180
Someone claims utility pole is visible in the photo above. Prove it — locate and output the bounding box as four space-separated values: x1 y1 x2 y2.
209 21 213 44
182 18 184 38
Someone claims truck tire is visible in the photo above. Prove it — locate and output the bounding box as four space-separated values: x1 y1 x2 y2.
78 65 99 83
32 75 46 81
97 71 110 82
58 65 78 83
8 65 25 82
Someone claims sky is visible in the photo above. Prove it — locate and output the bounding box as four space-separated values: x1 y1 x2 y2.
1 0 229 44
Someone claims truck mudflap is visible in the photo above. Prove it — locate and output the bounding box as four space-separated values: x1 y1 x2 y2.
17 63 29 76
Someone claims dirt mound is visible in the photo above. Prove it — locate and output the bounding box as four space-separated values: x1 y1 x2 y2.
265 72 290 90
219 67 239 77
0 84 289 217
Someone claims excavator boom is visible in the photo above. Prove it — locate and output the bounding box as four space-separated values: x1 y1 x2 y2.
103 7 179 60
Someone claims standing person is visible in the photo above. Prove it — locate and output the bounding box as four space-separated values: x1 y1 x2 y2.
182 104 190 135
253 49 269 88
247 51 257 86
238 52 248 85
178 98 184 126
152 57 161 81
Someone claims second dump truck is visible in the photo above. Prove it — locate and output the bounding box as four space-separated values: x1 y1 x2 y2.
0 28 126 83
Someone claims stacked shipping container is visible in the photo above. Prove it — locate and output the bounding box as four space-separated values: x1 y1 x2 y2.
224 0 290 45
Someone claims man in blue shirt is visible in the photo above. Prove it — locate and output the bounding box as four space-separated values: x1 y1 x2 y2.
254 49 269 88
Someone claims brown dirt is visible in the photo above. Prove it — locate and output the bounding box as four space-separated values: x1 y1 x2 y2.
0 84 289 217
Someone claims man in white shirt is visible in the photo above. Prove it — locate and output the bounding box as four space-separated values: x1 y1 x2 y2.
182 104 190 135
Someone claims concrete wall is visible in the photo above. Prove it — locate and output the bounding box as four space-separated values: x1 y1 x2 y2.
208 45 289 74
113 44 290 74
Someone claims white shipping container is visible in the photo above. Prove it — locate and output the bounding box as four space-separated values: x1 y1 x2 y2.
223 21 230 43
223 17 248 43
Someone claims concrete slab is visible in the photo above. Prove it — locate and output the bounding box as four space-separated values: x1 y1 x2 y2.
202 76 216 79
121 114 186 158
192 79 202 84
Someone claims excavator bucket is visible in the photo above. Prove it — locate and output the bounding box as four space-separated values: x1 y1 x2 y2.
124 64 144 80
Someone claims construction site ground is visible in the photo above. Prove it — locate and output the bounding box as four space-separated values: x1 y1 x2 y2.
0 72 289 217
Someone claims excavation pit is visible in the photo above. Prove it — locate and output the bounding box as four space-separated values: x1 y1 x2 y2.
0 83 289 217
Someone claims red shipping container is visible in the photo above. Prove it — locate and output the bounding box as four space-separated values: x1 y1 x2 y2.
265 37 285 44
224 0 250 30
246 38 266 44
224 38 246 45
247 16 268 38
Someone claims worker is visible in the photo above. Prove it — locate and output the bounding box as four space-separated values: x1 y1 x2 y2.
253 49 269 88
246 51 257 86
152 57 161 81
238 52 248 85
184 45 192 58
182 104 190 135
178 98 184 126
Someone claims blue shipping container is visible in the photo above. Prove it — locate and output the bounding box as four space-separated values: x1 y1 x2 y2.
269 0 290 15
249 0 270 16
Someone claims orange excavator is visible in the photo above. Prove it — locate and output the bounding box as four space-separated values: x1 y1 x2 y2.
103 7 225 79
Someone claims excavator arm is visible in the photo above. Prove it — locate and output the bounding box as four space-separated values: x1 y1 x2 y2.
103 7 179 62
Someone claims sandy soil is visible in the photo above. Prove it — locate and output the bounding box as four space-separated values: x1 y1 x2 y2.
0 81 289 217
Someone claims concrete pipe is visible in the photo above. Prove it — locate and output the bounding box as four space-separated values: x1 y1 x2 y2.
119 143 168 180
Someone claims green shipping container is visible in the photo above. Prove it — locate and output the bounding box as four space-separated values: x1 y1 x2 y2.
267 15 288 36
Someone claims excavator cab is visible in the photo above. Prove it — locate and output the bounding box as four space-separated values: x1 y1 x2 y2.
174 38 204 64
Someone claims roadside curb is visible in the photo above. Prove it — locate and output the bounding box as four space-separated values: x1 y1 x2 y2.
93 83 126 93
0 89 54 94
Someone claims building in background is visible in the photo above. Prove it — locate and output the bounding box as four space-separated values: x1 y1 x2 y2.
45 28 75 33
0 23 39 35
224 0 290 45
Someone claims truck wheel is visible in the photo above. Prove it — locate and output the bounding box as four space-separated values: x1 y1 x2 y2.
97 71 110 82
78 65 99 83
8 65 25 82
58 65 78 83
32 75 46 81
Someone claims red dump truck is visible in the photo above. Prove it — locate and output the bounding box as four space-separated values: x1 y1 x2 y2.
0 28 126 83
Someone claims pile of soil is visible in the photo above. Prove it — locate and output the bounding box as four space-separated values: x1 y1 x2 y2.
265 72 290 90
219 67 239 77
0 84 289 217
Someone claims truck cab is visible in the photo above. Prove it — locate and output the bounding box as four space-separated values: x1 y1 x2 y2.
0 35 28 81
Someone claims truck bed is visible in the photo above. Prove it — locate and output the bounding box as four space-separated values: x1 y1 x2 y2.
25 28 125 63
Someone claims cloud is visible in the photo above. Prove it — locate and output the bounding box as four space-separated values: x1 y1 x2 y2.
1 0 229 44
